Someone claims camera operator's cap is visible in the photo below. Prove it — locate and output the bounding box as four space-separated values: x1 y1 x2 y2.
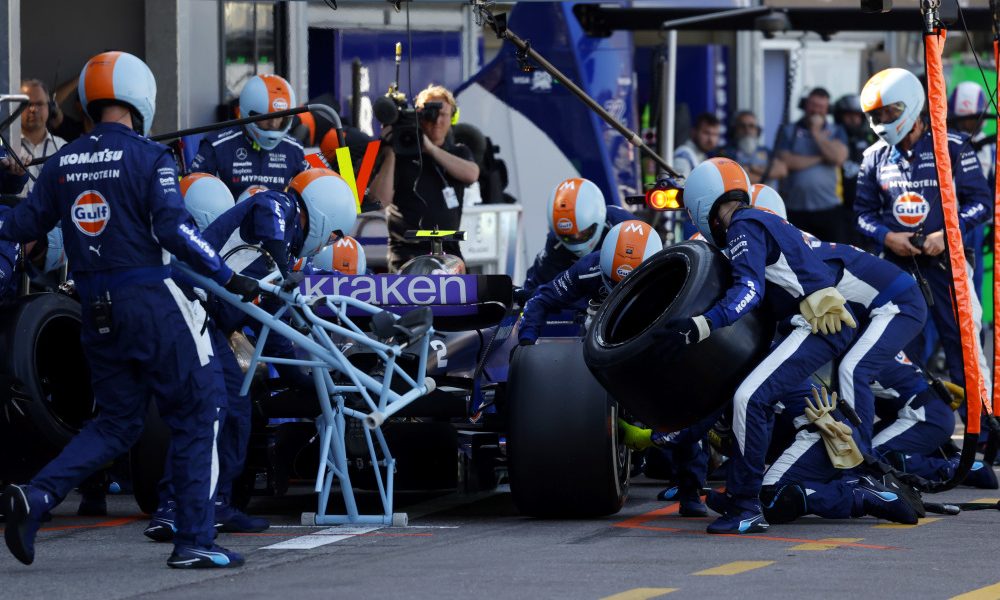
288 169 358 258
600 220 661 285
78 51 157 136
239 73 296 150
180 173 236 231
547 177 607 258
312 235 367 275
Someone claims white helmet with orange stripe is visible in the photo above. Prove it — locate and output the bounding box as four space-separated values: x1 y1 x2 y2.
683 157 752 247
313 236 366 275
236 185 269 204
599 220 662 286
78 51 156 136
181 173 235 230
860 68 924 147
749 184 787 220
547 177 607 257
287 169 357 258
239 74 296 150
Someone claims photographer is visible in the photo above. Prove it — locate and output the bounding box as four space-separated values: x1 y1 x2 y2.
370 84 479 272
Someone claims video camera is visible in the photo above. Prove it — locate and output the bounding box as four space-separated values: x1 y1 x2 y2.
373 94 443 157
371 41 443 157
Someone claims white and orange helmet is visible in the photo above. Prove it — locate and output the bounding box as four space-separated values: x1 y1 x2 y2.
236 185 269 204
860 68 924 147
287 169 357 258
749 184 787 220
78 51 157 135
683 157 751 247
312 236 366 275
547 177 608 257
239 74 296 150
599 220 662 285
181 173 234 230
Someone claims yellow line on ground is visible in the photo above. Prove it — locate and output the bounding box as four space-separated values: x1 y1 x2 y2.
949 581 1000 600
790 537 864 551
599 588 678 600
693 561 775 576
873 517 940 529
971 498 1000 504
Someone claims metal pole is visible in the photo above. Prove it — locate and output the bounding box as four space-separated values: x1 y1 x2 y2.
662 30 677 168
659 6 770 31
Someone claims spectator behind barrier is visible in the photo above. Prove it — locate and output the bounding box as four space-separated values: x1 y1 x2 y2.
775 87 849 242
369 84 480 272
720 110 787 187
672 112 720 179
20 79 67 196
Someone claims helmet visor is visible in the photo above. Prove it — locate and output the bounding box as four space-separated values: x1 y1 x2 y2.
559 222 599 245
249 111 292 131
866 101 906 126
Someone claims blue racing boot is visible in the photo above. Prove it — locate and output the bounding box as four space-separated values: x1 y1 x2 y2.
214 498 269 533
705 489 729 515
3 484 56 565
964 461 999 489
144 500 177 542
656 486 678 501
706 495 769 534
167 544 245 569
677 488 707 517
851 475 918 524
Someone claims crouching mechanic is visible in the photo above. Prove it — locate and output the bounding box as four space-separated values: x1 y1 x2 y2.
0 51 258 568
745 186 928 525
516 177 632 303
872 353 997 488
656 158 858 534
190 74 308 198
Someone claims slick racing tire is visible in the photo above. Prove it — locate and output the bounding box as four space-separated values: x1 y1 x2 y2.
508 340 629 518
130 402 170 515
0 293 94 450
584 241 772 431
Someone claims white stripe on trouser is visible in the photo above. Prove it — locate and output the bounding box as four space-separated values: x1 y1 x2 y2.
733 317 812 455
762 430 822 486
210 409 220 499
163 278 214 367
838 302 898 412
872 403 926 448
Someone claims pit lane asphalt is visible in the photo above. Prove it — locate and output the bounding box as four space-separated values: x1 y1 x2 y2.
3 475 1000 600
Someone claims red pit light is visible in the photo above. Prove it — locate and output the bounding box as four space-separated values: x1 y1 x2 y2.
646 188 681 211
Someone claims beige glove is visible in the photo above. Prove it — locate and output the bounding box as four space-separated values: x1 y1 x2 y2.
804 387 864 469
940 380 965 411
799 287 858 334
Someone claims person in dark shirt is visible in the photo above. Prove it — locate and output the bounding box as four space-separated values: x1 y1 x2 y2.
370 84 479 272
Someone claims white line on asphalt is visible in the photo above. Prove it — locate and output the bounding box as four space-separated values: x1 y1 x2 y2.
261 525 380 550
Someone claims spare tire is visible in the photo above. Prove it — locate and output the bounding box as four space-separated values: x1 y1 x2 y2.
0 293 95 449
584 242 772 431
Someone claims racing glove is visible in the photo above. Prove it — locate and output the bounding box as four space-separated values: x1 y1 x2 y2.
654 315 711 355
804 387 863 469
617 418 653 451
224 273 260 303
939 380 965 411
799 287 857 335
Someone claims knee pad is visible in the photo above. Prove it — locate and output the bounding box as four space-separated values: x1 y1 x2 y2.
760 484 807 524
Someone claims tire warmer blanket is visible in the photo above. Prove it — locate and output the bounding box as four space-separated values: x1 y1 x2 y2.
925 30 989 434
